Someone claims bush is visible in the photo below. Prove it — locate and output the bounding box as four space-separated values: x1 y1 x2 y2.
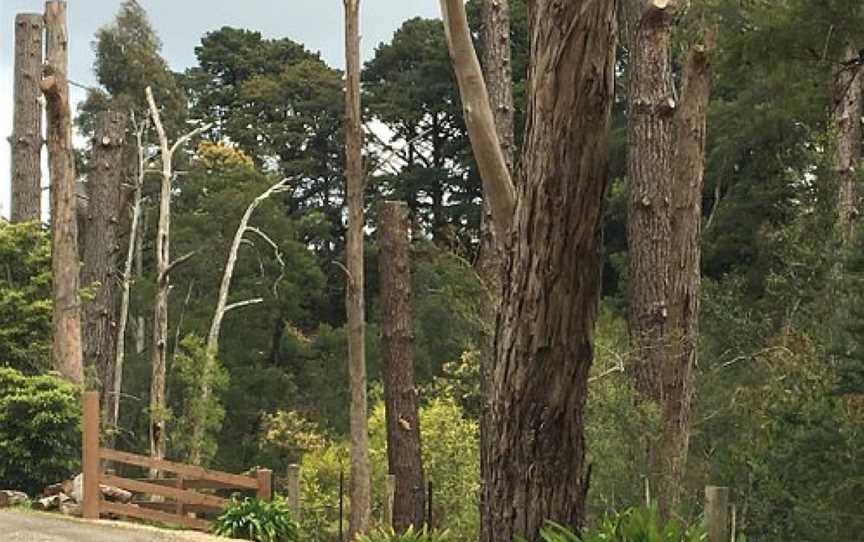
356 526 450 542
0 367 80 495
213 497 300 542
534 507 705 542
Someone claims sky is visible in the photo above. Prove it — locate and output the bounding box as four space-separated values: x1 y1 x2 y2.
0 0 441 218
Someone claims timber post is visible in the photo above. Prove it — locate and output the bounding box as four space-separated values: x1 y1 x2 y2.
286 464 301 518
82 391 100 519
256 468 273 500
705 486 730 542
383 474 396 529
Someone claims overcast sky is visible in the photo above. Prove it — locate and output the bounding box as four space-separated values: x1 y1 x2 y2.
0 0 440 218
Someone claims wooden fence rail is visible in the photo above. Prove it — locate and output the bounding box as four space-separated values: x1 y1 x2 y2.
82 391 272 531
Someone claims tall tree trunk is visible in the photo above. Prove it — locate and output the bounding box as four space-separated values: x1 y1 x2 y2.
10 13 43 224
43 0 83 385
476 3 513 541
833 44 863 244
344 0 372 536
148 87 172 465
134 208 147 356
443 0 618 538
111 120 147 439
82 111 126 423
378 201 425 532
663 34 715 518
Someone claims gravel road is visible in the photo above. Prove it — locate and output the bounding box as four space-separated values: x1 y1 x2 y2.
0 509 233 542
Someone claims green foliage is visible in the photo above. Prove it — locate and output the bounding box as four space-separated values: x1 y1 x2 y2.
355 526 450 542
533 508 705 542
213 497 300 542
0 368 81 495
169 335 228 464
0 221 51 374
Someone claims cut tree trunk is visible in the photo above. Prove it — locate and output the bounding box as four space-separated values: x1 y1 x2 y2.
344 0 372 536
663 34 715 517
475 3 513 541
43 0 83 385
833 44 863 244
378 201 425 532
10 13 43 223
82 111 126 418
443 0 618 538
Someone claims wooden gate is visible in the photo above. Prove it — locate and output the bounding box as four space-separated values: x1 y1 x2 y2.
82 391 272 531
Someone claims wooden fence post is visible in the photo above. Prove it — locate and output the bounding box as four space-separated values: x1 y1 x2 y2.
256 468 273 500
705 486 730 542
383 474 396 529
286 464 301 518
82 391 100 519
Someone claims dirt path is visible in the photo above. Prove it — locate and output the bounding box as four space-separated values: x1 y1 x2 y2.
0 509 233 542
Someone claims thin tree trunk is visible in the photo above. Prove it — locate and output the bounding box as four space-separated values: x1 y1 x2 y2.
111 120 146 438
663 34 715 518
43 0 83 385
833 44 863 244
344 0 371 535
187 178 288 465
476 3 513 541
134 208 147 356
378 201 425 532
441 0 618 538
10 13 43 223
82 111 126 424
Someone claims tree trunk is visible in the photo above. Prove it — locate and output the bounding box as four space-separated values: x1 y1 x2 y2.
82 111 126 422
476 3 513 541
344 0 372 536
43 0 83 385
487 2 617 539
625 0 676 402
833 44 863 244
134 208 147 356
10 13 43 224
663 35 715 518
378 201 425 532
111 121 146 439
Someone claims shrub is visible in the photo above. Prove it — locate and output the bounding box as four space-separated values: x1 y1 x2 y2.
534 507 706 542
213 497 300 542
356 526 451 542
0 367 80 494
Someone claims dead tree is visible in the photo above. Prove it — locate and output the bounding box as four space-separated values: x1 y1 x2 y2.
378 201 425 532
833 44 863 244
441 0 617 539
10 13 43 223
344 0 372 535
43 0 83 385
145 86 206 464
82 111 126 422
111 116 148 436
186 177 291 465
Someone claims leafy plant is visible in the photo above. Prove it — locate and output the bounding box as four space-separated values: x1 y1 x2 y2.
532 507 705 542
0 368 81 495
213 497 300 542
355 526 450 542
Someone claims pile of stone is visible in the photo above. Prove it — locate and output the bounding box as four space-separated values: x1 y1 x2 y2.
0 474 132 517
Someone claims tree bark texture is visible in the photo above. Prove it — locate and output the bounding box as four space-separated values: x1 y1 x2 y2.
10 13 43 223
476 3 514 541
82 111 126 419
484 1 618 539
43 0 83 385
663 36 714 517
378 201 426 533
833 44 863 244
147 87 171 465
625 0 676 403
344 0 372 536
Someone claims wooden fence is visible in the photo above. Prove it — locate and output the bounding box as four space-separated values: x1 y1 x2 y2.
82 391 272 531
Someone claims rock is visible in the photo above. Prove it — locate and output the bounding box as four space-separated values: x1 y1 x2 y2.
100 483 132 503
59 501 82 516
33 494 62 510
0 490 29 507
70 473 83 503
43 480 74 497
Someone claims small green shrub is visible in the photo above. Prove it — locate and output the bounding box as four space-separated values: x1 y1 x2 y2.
213 497 300 542
534 507 705 542
355 526 450 542
0 367 80 494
